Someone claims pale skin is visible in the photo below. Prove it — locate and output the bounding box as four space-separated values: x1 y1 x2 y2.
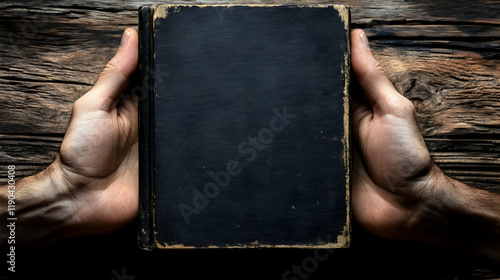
1 28 499 262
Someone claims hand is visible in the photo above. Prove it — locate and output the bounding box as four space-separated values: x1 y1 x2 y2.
0 28 140 248
350 29 500 262
57 27 139 236
350 29 439 240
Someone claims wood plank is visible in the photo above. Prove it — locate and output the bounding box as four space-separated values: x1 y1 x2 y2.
0 0 498 278
373 44 500 192
3 0 498 22
374 46 500 137
0 10 125 134
0 0 498 191
0 0 497 134
2 0 499 23
0 134 61 164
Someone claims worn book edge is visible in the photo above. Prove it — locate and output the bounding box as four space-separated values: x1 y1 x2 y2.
138 4 351 250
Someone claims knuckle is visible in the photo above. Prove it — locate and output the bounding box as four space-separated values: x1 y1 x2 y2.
104 56 119 72
71 94 88 116
72 98 82 113
102 56 130 80
357 63 386 85
385 93 417 118
402 98 417 115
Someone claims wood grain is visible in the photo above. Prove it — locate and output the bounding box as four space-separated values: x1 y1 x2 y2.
0 0 498 277
1 0 498 192
375 46 500 191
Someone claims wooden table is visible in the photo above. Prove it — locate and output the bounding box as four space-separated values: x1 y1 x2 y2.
0 0 499 279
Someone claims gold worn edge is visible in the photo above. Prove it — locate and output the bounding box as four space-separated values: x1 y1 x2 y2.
154 242 350 249
151 3 350 19
338 5 352 248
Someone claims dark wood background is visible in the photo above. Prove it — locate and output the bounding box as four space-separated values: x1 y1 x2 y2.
0 0 498 279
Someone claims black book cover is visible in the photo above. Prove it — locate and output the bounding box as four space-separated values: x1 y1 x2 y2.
138 4 351 249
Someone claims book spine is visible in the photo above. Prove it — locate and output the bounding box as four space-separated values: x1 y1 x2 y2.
138 5 154 250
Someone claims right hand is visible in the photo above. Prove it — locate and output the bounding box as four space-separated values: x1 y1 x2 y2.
350 29 442 240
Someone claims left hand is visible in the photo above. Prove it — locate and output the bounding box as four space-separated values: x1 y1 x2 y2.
57 27 139 236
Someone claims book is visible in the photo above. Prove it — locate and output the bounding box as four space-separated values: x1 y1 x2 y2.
138 4 351 249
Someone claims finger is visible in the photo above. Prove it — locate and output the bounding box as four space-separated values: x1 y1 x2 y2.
351 29 402 115
77 27 139 113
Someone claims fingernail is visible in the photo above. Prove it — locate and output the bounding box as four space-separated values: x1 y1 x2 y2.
359 31 371 50
119 29 131 49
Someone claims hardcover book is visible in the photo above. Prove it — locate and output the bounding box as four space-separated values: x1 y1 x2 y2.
138 4 351 249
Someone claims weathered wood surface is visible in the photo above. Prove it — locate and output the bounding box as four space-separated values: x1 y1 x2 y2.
1 0 499 192
0 0 499 278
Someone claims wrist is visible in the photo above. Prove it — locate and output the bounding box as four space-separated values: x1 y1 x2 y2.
1 159 79 249
408 167 500 261
38 159 82 241
404 168 455 244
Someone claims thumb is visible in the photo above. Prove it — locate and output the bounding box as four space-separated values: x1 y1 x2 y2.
76 27 139 113
351 29 403 116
